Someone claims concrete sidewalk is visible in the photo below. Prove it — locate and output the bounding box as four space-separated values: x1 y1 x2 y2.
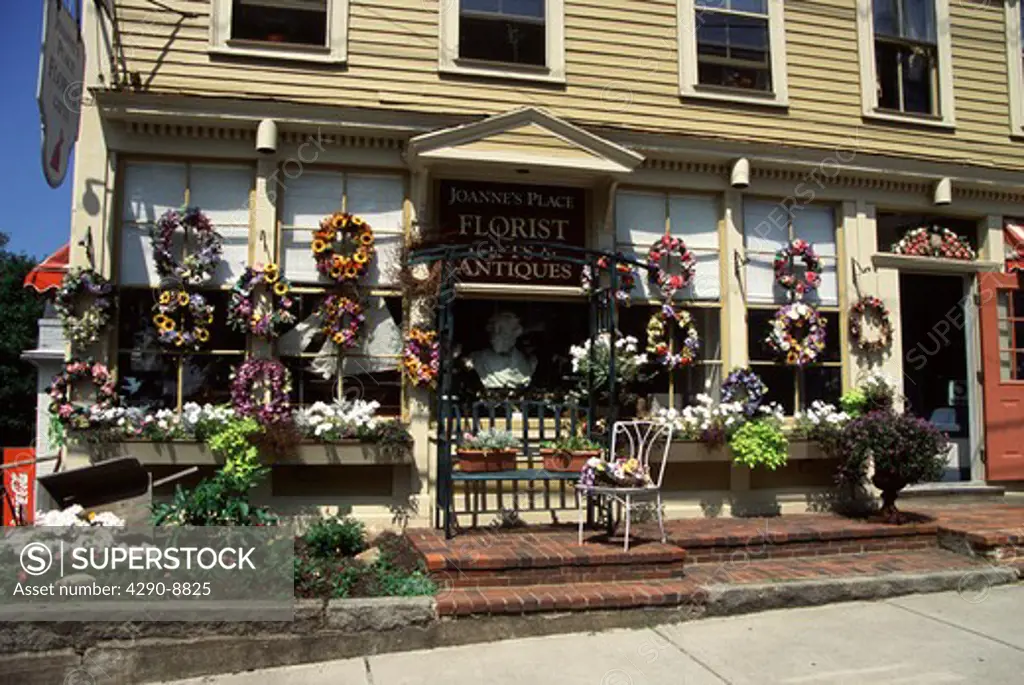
161 585 1024 685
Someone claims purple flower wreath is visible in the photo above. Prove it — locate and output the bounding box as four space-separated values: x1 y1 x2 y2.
230 359 293 427
721 367 768 418
227 264 297 340
152 207 223 286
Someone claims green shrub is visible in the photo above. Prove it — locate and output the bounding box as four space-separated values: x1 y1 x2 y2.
208 417 264 482
729 420 788 470
151 469 276 526
302 515 367 558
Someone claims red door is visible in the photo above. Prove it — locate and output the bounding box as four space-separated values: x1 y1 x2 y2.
980 272 1024 481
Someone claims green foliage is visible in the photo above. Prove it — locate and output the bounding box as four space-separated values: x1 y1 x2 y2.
208 416 264 482
150 469 277 526
729 419 789 470
540 434 603 451
0 236 43 446
461 428 519 450
839 389 867 418
301 515 367 558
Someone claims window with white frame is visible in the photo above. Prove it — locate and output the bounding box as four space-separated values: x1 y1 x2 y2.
1007 0 1024 134
277 171 406 414
440 0 566 83
743 200 843 415
678 0 789 105
210 0 349 63
614 191 723 409
857 0 954 125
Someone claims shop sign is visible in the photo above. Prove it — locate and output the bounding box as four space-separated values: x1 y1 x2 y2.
37 0 85 189
3 448 36 526
438 180 586 286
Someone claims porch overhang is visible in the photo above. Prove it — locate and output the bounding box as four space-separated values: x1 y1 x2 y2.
405 107 645 175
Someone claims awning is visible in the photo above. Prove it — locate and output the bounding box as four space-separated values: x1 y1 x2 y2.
23 243 69 294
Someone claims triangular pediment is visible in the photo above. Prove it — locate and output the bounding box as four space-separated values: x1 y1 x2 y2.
407 107 644 174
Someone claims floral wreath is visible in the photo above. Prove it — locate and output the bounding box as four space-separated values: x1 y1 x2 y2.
581 255 636 303
721 367 768 418
55 268 115 349
774 239 821 299
766 302 828 366
227 264 297 340
317 294 365 349
152 289 215 351
231 359 293 427
647 234 697 298
313 212 375 283
892 226 977 261
402 327 440 387
152 207 223 286
849 296 893 353
645 303 700 370
48 359 118 430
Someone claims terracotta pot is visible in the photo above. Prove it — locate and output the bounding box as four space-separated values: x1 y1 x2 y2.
456 448 517 473
540 448 602 473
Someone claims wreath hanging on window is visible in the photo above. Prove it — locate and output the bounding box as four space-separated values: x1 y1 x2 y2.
227 264 297 340
231 359 293 427
48 359 118 431
312 212 375 283
317 294 365 349
773 239 821 299
765 302 828 366
152 289 215 351
721 367 768 418
647 235 697 298
849 296 893 353
402 327 440 387
892 226 976 261
151 207 223 287
580 254 636 303
645 303 701 370
54 268 116 349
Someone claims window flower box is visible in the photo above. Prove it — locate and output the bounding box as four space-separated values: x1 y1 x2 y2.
666 440 831 463
85 440 412 466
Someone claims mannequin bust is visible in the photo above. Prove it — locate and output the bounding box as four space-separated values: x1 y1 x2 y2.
467 311 538 389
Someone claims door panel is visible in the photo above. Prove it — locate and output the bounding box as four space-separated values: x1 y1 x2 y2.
979 272 1024 481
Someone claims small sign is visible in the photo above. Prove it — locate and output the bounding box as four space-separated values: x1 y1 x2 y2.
37 0 85 189
437 180 587 287
2 448 36 527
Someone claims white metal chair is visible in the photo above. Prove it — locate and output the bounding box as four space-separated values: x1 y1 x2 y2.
576 420 673 551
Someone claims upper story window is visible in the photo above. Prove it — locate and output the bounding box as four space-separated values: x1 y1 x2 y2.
678 0 789 106
857 0 955 127
1007 0 1024 135
210 0 349 64
440 0 566 84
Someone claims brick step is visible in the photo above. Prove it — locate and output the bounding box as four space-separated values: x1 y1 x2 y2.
432 558 686 588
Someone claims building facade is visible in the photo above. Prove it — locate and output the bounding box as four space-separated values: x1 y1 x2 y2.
59 0 1024 526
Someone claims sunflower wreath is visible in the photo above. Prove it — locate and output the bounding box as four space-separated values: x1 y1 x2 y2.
227 264 297 340
774 239 821 299
721 367 768 419
54 267 115 349
849 296 893 354
402 327 440 387
48 359 118 431
317 294 365 349
892 226 977 261
581 255 636 303
313 212 376 284
647 234 697 298
765 302 828 367
151 207 223 287
231 358 293 427
152 289 215 351
645 303 701 370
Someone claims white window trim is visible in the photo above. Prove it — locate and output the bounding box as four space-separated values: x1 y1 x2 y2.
855 0 955 129
209 0 349 65
677 0 789 107
439 0 566 85
1007 0 1024 136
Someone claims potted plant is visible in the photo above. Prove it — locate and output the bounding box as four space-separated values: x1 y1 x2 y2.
539 434 604 472
456 428 519 473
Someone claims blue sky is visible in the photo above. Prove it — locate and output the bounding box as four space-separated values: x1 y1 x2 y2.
2 2 74 260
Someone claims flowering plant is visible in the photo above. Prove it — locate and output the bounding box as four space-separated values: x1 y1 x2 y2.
230 359 293 427
318 295 364 349
849 296 893 353
721 367 768 418
569 333 648 392
35 504 125 528
48 360 118 431
460 428 520 451
151 207 223 286
402 327 440 387
645 303 700 370
647 234 697 298
54 268 115 349
892 226 976 261
227 264 296 340
294 399 381 442
152 289 215 351
581 254 635 303
773 239 821 299
765 302 827 366
312 212 375 283
656 394 746 446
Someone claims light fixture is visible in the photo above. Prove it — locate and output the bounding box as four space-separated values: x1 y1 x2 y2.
256 118 278 155
933 177 952 206
730 157 750 189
